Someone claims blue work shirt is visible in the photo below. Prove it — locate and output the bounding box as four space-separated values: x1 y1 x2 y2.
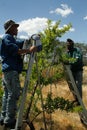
0 34 24 73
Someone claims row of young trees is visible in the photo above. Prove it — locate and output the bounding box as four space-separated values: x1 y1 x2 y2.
21 20 83 129
0 19 84 129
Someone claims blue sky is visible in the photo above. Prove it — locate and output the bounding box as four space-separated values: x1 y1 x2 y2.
0 0 87 43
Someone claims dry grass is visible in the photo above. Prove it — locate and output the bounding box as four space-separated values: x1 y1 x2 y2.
22 66 87 130
0 67 87 130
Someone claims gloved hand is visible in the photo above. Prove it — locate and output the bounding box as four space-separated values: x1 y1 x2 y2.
37 44 42 52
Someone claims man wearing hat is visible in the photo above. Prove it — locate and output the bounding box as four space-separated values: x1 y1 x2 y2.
0 20 38 128
65 38 83 105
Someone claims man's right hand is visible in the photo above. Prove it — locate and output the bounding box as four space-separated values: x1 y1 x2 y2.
29 46 37 53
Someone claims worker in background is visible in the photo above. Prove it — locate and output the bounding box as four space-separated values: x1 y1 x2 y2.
65 38 83 105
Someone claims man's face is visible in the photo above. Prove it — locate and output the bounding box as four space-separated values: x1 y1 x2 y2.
67 42 74 50
9 25 18 36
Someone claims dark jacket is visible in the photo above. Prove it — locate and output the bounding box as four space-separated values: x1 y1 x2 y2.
0 34 24 73
67 47 83 72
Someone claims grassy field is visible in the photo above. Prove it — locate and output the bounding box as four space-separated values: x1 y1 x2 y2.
0 66 87 130
22 66 87 130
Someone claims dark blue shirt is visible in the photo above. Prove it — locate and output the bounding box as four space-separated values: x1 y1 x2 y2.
0 34 24 73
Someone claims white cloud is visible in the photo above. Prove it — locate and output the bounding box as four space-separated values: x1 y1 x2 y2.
18 17 48 39
19 35 28 39
83 16 87 20
50 4 73 17
17 17 74 39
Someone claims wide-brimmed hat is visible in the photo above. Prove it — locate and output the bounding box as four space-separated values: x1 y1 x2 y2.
4 20 19 33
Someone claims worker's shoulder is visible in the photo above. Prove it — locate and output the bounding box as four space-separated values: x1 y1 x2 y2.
74 47 82 53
